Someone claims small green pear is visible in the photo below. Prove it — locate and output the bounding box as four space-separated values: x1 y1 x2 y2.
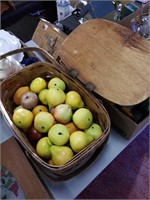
50 145 74 166
86 134 95 144
13 108 34 129
65 91 84 109
46 88 66 108
38 89 49 105
36 137 52 159
70 131 92 153
85 123 103 139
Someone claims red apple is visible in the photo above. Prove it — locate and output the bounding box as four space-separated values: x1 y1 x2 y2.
27 126 44 144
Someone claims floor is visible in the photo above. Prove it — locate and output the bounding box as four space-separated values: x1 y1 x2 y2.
76 125 149 199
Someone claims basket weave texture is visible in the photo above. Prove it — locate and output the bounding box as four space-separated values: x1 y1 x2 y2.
0 47 110 180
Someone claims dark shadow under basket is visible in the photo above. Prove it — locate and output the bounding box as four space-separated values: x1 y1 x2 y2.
0 47 110 181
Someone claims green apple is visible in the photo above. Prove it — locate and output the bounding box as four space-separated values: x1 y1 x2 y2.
48 77 66 91
72 108 93 129
38 89 49 105
51 104 72 124
36 137 52 159
48 124 70 145
34 112 54 133
50 145 74 165
30 77 47 93
65 91 84 109
70 131 90 153
84 123 103 139
13 108 34 129
46 88 66 108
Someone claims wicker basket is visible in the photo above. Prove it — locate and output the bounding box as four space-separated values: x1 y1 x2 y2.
0 47 110 181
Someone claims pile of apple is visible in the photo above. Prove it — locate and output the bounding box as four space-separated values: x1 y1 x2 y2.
12 77 103 166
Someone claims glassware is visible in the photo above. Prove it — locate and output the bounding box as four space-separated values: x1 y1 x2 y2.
131 12 150 40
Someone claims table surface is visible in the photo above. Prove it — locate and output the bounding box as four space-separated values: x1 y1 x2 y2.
0 40 149 199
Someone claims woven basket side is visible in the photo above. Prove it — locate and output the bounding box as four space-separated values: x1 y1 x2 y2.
1 61 110 179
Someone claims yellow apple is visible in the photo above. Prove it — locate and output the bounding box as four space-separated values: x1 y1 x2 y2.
48 77 66 91
13 108 34 129
30 77 47 93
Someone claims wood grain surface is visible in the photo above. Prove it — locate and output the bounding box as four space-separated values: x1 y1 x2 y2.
58 19 150 106
0 137 52 199
32 18 67 59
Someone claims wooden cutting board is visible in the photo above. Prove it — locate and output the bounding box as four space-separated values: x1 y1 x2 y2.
58 19 150 106
0 137 53 199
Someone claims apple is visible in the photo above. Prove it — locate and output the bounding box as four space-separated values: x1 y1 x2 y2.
84 123 103 139
72 108 93 129
32 105 48 117
65 122 79 134
38 89 49 105
65 91 84 109
46 88 66 108
48 77 66 91
34 112 54 133
30 77 47 93
20 91 38 110
27 126 44 144
48 124 70 145
36 137 52 159
13 108 34 129
70 131 90 153
50 145 74 165
13 86 30 105
51 104 72 124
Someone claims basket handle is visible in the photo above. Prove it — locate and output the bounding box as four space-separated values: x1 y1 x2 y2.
0 46 58 67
